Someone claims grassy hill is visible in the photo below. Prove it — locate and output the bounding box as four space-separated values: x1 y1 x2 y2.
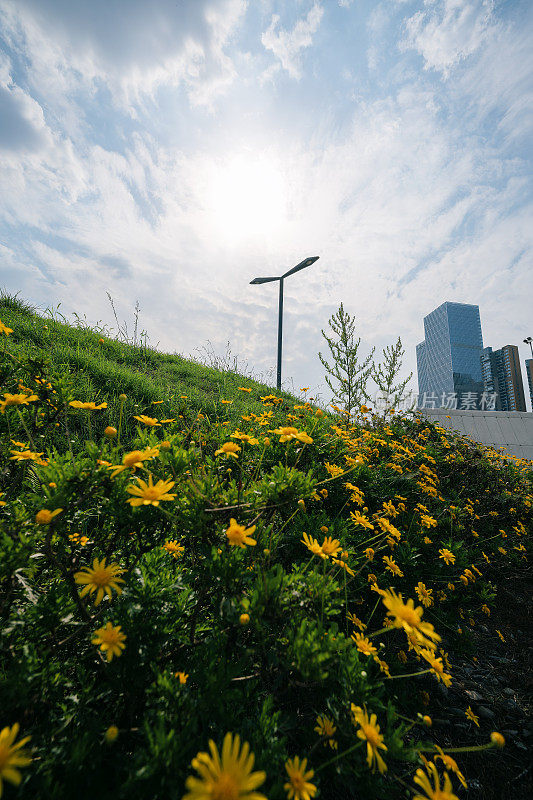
0 292 531 800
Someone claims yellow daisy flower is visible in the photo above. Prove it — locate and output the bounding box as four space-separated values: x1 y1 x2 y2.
284 756 317 800
225 519 257 548
184 732 266 800
350 705 387 773
381 589 441 651
0 723 31 795
0 392 39 413
74 558 125 605
163 540 185 558
413 762 459 800
69 400 107 410
126 475 176 507
215 442 241 458
92 622 126 661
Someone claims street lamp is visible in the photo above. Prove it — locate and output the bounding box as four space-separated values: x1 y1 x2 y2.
250 256 319 391
524 337 533 358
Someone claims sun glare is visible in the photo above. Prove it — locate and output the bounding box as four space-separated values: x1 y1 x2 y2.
208 154 286 243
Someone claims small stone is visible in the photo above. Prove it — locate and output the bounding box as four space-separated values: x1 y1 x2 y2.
477 706 495 719
502 687 515 697
465 690 482 701
449 707 465 717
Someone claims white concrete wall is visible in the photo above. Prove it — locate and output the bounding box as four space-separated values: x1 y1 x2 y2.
418 408 533 461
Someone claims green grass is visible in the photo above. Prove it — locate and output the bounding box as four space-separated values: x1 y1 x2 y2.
0 292 297 432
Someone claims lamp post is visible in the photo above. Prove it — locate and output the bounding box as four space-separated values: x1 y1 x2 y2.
524 337 533 358
250 256 319 391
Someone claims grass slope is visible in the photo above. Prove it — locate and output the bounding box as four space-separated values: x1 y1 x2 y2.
0 292 292 433
0 292 531 800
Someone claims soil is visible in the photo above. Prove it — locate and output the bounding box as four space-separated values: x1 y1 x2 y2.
429 568 533 799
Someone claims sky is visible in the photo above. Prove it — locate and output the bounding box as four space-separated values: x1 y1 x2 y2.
0 0 532 407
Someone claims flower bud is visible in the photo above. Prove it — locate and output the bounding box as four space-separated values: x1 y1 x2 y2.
490 732 505 748
105 725 119 744
104 426 117 439
119 393 127 401
160 440 171 451
239 613 250 625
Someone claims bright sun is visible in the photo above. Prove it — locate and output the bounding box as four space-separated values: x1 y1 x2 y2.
208 154 286 244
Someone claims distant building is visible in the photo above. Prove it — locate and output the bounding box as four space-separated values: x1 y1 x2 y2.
481 345 526 412
416 302 484 407
525 359 533 409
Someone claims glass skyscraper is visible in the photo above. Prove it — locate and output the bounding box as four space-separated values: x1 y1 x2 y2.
416 302 484 406
482 345 526 411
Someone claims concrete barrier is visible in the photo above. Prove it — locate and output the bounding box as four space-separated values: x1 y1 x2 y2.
417 408 533 461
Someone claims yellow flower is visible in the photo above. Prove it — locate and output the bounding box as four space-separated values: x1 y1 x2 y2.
351 635 377 656
347 612 366 631
314 715 337 745
490 732 505 748
413 762 459 800
175 671 189 684
321 536 341 557
381 589 441 651
0 318 14 336
324 462 344 477
284 756 317 800
365 547 375 561
184 732 267 800
419 649 452 686
163 540 185 558
126 475 176 507
35 508 63 525
74 558 125 605
270 427 313 444
0 392 39 413
108 447 159 477
438 548 455 565
350 705 387 774
496 629 505 642
225 519 257 548
104 725 119 743
382 555 404 577
301 533 325 559
350 510 374 530
415 582 433 608
215 442 241 458
133 414 160 427
92 622 126 661
465 706 479 727
9 449 48 466
420 514 437 529
434 747 467 788
0 723 31 795
332 557 355 576
69 400 107 410
238 387 252 393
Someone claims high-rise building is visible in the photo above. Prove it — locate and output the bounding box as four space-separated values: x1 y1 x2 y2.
524 359 533 409
416 302 484 406
481 345 526 412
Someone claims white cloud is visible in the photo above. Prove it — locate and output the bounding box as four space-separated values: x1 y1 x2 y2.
401 0 496 76
0 0 247 110
261 2 324 79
